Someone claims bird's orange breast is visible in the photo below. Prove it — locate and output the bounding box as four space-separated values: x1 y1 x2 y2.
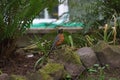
56 34 64 46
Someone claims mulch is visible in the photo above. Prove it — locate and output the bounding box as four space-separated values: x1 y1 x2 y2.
0 52 41 75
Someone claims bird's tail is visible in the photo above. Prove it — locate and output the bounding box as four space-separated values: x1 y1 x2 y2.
46 46 54 57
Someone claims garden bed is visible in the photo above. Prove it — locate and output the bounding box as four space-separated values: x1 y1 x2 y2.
0 47 120 80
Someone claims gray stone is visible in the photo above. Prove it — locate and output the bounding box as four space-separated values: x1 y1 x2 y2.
0 73 9 80
93 41 120 68
26 72 42 80
76 47 99 68
64 63 85 78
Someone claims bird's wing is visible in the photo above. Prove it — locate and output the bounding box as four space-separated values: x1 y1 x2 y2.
51 34 60 50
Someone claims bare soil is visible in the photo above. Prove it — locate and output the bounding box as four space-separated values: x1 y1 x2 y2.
0 52 41 75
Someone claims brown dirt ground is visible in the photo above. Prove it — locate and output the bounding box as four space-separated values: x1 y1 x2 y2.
0 52 42 76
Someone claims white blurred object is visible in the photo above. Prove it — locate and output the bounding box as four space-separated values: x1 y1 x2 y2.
27 54 34 58
32 0 69 25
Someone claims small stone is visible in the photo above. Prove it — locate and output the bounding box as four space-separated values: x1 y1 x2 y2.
27 54 34 58
0 73 9 80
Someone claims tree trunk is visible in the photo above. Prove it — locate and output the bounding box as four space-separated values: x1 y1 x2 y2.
0 38 16 60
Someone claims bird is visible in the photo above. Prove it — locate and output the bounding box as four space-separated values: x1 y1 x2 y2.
34 29 64 70
48 29 64 55
42 29 64 59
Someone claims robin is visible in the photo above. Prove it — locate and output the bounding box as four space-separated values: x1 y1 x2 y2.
34 29 64 70
51 29 64 50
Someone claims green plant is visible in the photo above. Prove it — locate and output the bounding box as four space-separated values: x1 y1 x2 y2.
69 0 120 34
34 35 51 54
101 24 113 42
88 64 109 80
0 0 58 60
85 35 94 46
0 70 2 75
65 74 72 80
31 35 51 70
97 25 110 43
112 15 117 45
68 35 74 48
71 33 88 47
97 23 118 44
71 32 97 48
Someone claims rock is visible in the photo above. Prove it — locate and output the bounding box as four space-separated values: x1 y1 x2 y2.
53 45 85 78
0 73 9 80
26 72 42 80
15 48 25 54
64 63 85 78
92 41 109 52
76 47 99 68
34 45 85 79
9 75 27 80
26 54 34 58
38 63 66 80
93 41 120 68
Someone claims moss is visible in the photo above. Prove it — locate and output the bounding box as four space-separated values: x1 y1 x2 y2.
0 70 2 75
39 63 65 80
39 72 53 80
54 45 82 65
9 75 27 80
40 63 64 74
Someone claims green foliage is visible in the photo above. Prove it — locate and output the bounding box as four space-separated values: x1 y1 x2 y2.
65 74 72 80
98 28 113 43
0 70 2 75
68 35 74 48
34 55 47 70
69 0 100 31
33 35 51 53
72 34 87 47
99 0 120 18
68 0 120 45
42 30 98 48
88 64 109 80
69 0 120 33
32 35 51 70
71 32 97 48
9 75 27 80
0 0 58 59
96 25 117 44
62 31 71 46
0 0 59 42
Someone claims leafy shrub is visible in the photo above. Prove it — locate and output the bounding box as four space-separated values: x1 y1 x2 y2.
0 0 58 60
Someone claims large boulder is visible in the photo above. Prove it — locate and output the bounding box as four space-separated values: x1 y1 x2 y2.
53 45 85 78
93 41 120 68
76 47 99 68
